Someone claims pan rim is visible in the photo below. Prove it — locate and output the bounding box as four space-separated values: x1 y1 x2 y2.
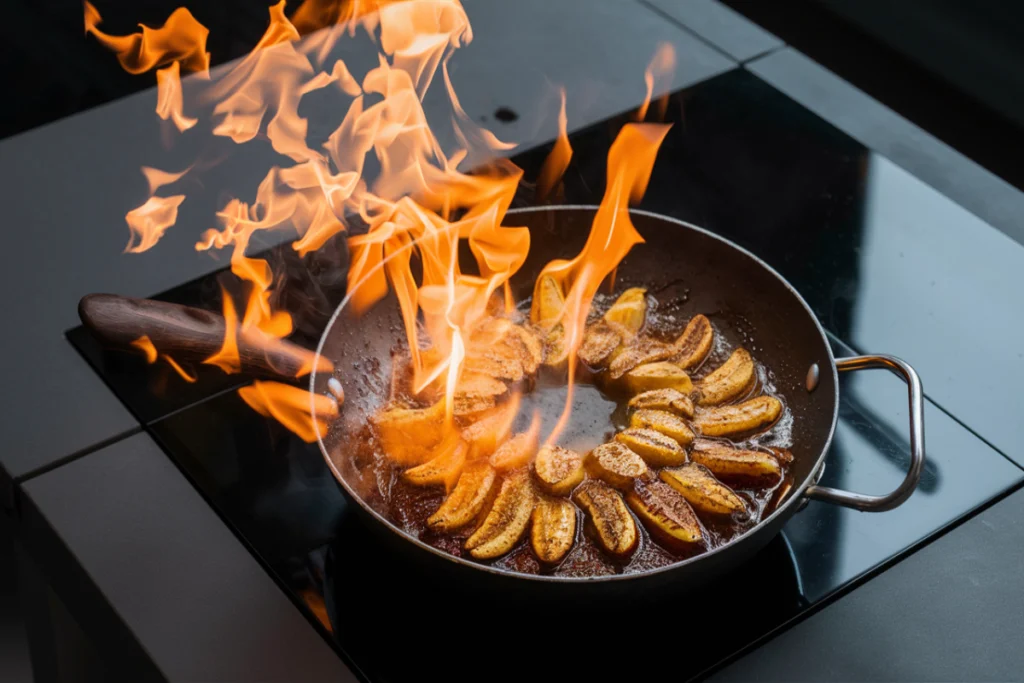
311 204 840 584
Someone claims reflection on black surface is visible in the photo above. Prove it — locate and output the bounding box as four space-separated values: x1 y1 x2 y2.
75 69 1024 678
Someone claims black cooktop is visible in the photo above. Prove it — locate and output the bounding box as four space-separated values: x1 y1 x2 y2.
68 69 1022 681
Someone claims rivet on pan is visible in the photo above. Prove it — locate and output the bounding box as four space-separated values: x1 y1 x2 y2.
805 363 820 392
328 377 345 403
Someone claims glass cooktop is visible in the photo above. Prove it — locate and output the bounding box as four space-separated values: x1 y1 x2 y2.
68 69 1022 681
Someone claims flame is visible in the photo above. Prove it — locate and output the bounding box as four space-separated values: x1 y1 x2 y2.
540 122 671 446
131 335 158 363
536 89 572 201
124 195 185 253
164 356 198 383
637 42 676 122
239 381 339 442
95 1 672 445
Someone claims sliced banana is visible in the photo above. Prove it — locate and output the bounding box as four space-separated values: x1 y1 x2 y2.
466 470 535 559
530 275 565 330
511 325 545 374
586 442 649 489
630 409 695 446
673 314 714 370
624 362 694 394
573 480 638 557
427 462 499 531
531 495 577 564
697 348 755 406
626 478 703 547
693 396 782 438
490 429 540 472
543 324 570 369
371 400 446 466
577 322 621 368
690 440 783 481
453 373 508 417
615 428 688 467
533 445 585 496
608 338 676 379
402 436 468 491
603 287 647 338
627 388 695 418
661 463 746 515
464 347 525 383
463 403 518 460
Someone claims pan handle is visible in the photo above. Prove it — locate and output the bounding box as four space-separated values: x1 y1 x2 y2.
803 354 925 512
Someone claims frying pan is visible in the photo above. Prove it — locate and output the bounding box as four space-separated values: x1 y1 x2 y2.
81 206 925 594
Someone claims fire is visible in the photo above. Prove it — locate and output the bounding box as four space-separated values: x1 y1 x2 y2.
130 334 198 383
90 0 672 447
638 42 676 122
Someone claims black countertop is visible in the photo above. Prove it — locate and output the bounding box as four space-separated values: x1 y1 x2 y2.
4 1 1024 680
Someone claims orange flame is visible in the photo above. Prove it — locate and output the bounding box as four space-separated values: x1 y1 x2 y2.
203 287 241 374
130 335 158 363
239 381 339 442
124 195 185 253
637 42 676 122
541 122 671 445
156 62 198 132
84 2 210 75
536 89 572 201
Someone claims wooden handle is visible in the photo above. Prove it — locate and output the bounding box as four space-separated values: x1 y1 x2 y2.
79 293 332 379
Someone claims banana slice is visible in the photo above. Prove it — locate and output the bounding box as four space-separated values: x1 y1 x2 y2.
577 322 621 368
427 462 499 531
464 348 525 383
673 314 714 370
531 495 577 564
624 362 694 394
615 428 688 467
693 396 782 438
586 442 649 489
630 409 695 446
531 275 565 330
603 288 647 338
463 403 518 460
490 429 539 471
690 440 783 481
466 470 535 559
573 480 638 557
453 373 508 417
403 436 468 491
511 325 545 375
371 400 446 466
661 463 746 515
626 478 703 548
543 324 570 369
627 388 695 418
697 348 755 406
533 445 585 496
608 338 676 379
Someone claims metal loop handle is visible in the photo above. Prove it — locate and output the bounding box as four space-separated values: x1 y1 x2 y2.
804 354 926 512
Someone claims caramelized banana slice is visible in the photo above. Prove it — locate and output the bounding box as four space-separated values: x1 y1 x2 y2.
628 388 695 418
690 440 783 481
626 478 703 548
586 442 649 489
574 480 638 557
543 324 570 369
466 471 535 559
615 428 688 467
630 409 695 446
453 373 508 417
403 436 468 491
464 348 525 383
661 463 746 515
531 275 565 330
533 445 585 496
697 348 755 406
463 403 518 460
673 314 714 370
578 322 621 368
693 396 782 437
490 429 539 472
624 362 694 394
608 338 676 379
531 496 577 564
427 462 499 531
371 400 446 466
603 288 647 338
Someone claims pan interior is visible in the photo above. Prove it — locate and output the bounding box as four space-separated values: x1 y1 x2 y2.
312 206 837 576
